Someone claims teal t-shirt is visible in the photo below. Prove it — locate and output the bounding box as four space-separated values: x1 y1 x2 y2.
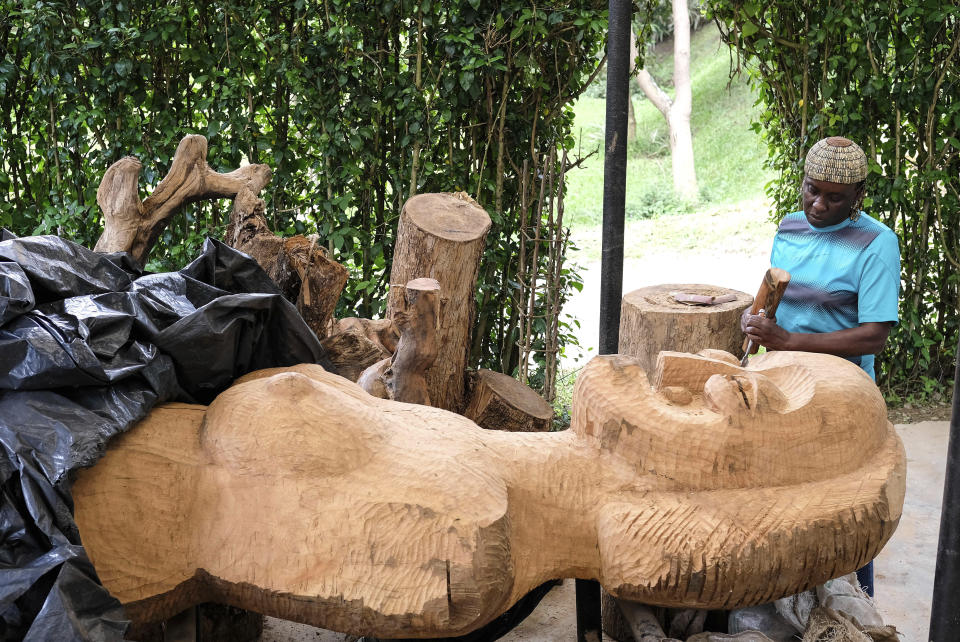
770 211 900 380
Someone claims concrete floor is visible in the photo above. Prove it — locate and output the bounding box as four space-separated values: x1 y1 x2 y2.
260 420 950 642
874 420 948 642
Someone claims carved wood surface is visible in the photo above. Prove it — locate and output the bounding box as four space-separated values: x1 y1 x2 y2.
387 192 491 412
619 284 753 375
72 350 905 639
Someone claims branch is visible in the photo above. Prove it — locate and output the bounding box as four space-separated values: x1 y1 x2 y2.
635 69 672 119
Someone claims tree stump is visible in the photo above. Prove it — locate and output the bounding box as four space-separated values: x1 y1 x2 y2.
357 279 440 405
389 278 440 405
463 369 553 432
618 284 752 376
387 192 491 412
225 188 348 340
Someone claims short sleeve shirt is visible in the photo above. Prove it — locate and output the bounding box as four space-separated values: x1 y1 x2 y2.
770 211 901 380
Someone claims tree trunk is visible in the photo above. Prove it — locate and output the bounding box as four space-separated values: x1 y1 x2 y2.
463 369 553 432
631 13 698 201
387 192 491 412
225 187 348 340
668 0 697 200
618 284 752 376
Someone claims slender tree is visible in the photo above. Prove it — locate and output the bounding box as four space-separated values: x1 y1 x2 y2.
631 0 698 200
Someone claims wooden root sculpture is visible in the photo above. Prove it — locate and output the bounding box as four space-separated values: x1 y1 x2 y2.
94 135 272 266
72 350 905 639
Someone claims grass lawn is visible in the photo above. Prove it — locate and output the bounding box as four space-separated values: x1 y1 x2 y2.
563 23 774 244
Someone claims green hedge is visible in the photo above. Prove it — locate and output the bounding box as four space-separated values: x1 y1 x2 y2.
704 0 960 401
0 0 635 382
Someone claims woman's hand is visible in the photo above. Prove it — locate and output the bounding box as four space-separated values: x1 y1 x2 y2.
743 313 793 351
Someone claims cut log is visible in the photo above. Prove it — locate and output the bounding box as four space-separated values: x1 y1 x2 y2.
602 590 639 642
94 135 272 266
225 187 348 339
387 192 491 412
619 599 668 642
463 369 553 432
619 284 752 377
72 352 905 638
335 317 400 355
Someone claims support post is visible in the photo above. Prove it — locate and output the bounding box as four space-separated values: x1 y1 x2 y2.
598 0 630 357
579 0 630 640
929 333 960 641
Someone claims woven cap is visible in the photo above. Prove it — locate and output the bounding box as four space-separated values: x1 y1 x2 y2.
804 137 868 184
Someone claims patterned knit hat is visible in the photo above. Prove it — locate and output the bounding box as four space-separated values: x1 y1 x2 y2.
804 137 868 184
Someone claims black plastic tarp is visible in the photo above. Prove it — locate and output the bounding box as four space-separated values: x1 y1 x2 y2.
0 233 332 641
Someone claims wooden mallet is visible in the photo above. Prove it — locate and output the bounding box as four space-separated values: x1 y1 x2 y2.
741 267 791 366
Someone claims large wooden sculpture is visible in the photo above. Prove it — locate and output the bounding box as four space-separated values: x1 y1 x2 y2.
71 350 905 639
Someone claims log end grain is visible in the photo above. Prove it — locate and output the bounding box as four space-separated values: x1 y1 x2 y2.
402 192 492 242
463 369 553 432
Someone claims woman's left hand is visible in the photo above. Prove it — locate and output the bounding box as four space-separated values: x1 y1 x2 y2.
743 313 792 351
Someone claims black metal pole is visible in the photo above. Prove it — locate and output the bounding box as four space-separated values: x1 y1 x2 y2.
929 333 960 642
598 0 630 357
576 1 630 640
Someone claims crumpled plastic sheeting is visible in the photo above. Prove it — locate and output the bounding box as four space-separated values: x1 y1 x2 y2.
0 233 332 641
